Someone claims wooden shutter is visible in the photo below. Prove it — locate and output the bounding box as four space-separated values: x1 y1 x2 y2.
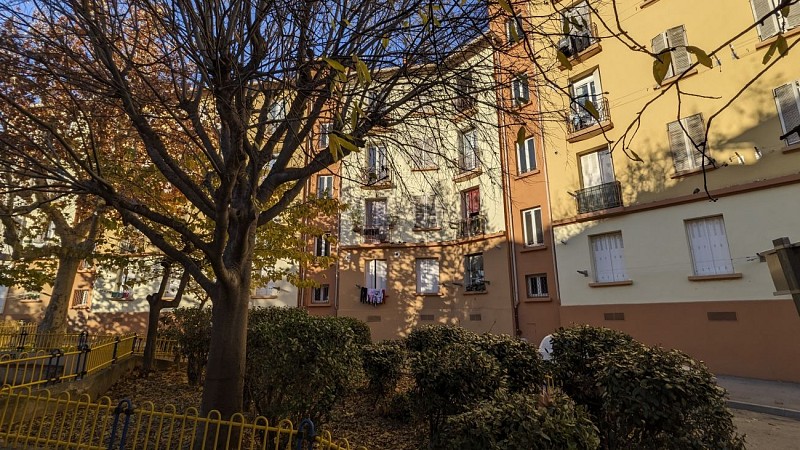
786 2 800 29
774 82 800 145
598 148 615 184
751 0 780 39
685 114 707 168
687 218 732 275
466 188 480 215
651 32 674 79
667 26 692 75
592 233 627 282
706 217 734 274
668 120 690 172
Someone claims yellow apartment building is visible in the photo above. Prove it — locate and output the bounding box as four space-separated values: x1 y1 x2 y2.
533 0 800 381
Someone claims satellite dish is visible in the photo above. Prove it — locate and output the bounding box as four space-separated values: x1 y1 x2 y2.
539 334 554 361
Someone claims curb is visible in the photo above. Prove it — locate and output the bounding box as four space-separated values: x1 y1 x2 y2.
727 400 800 421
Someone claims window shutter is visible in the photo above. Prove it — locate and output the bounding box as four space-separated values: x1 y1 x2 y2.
376 260 387 290
466 189 480 215
592 235 615 282
685 114 707 167
706 217 734 274
414 196 425 228
774 82 800 145
651 32 674 79
687 220 716 275
427 197 437 228
607 233 628 281
668 120 690 172
751 0 780 39
786 3 800 29
667 26 692 75
598 148 615 184
580 151 602 187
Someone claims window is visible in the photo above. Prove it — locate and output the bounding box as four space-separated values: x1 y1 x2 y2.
651 25 692 81
413 135 437 169
32 221 56 245
751 0 800 40
111 268 132 299
569 70 604 132
458 129 478 171
254 281 276 298
365 259 387 290
365 199 387 229
315 235 331 257
268 99 287 124
366 145 389 183
416 259 440 294
312 284 330 303
511 73 530 106
668 114 708 172
319 123 332 148
317 175 333 198
526 274 548 298
414 195 437 229
517 137 537 174
72 289 91 308
774 80 800 146
577 147 621 213
685 216 734 276
459 188 483 238
505 17 523 43
454 74 475 110
580 148 615 188
559 1 594 57
464 254 485 291
590 232 629 283
522 207 544 247
0 286 8 313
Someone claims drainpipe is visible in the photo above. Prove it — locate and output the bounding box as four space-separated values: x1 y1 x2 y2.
334 173 341 315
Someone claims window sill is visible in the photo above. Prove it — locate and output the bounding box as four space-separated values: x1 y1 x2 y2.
463 290 488 296
756 26 800 50
655 68 699 89
72 305 91 310
20 299 42 303
252 295 279 300
670 164 716 179
688 273 743 282
411 166 439 172
566 120 613 143
782 143 800 154
413 227 442 232
520 244 547 253
417 292 443 297
308 302 331 307
514 168 541 180
453 168 482 182
640 0 661 7
360 182 393 190
558 42 602 70
110 298 134 302
524 296 552 303
589 280 633 288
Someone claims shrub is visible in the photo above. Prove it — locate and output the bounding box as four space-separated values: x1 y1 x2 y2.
333 316 372 346
244 307 363 425
477 333 545 393
547 325 643 419
410 342 503 445
405 324 475 353
158 306 211 385
440 389 600 450
362 340 406 403
599 346 745 449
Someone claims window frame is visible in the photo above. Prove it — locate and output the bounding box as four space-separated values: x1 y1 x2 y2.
684 216 735 276
751 0 800 40
319 122 332 148
71 289 91 309
416 258 441 294
365 259 388 290
511 73 530 106
314 234 331 257
589 231 629 283
312 284 330 303
774 80 800 146
521 207 544 247
317 175 334 198
651 25 692 80
667 114 708 173
458 128 479 171
464 253 486 292
517 136 537 174
505 17 523 44
526 274 549 298
413 195 438 229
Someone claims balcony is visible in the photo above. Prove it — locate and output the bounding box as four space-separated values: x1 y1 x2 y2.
457 215 486 239
567 96 611 135
453 96 476 113
575 181 623 214
362 226 390 244
362 167 391 187
558 22 599 59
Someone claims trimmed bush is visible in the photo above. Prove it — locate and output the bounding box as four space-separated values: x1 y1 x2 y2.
548 325 644 418
405 324 475 353
362 340 406 403
599 346 745 449
244 307 364 425
440 389 600 450
158 306 211 385
333 315 372 346
477 333 545 393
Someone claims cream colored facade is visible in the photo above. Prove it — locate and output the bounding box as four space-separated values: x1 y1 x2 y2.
337 43 515 339
536 0 800 381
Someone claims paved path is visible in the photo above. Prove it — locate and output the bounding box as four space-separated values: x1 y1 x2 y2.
718 375 800 419
732 409 800 449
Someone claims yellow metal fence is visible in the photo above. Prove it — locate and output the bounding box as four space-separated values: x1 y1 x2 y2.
0 387 367 450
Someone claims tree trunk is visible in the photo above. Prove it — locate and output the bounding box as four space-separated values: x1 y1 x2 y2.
142 297 162 373
200 282 250 419
37 255 82 335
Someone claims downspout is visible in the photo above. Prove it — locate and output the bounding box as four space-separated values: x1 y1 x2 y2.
334 172 341 315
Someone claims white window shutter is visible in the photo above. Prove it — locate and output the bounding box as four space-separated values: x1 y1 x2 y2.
687 220 715 275
786 3 800 29
774 82 800 145
580 151 602 187
751 0 780 39
685 114 707 168
598 148 615 184
592 235 614 282
651 32 674 79
608 234 628 281
706 217 734 274
667 26 692 75
668 120 689 172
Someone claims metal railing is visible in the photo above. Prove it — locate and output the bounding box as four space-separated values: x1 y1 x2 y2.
0 387 367 450
457 215 486 239
558 22 599 58
361 226 389 244
567 96 611 134
362 167 391 185
575 181 623 214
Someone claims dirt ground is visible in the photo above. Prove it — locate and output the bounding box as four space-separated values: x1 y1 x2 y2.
733 409 800 449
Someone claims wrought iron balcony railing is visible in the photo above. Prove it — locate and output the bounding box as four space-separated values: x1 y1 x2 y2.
558 22 599 58
363 167 391 185
453 95 476 112
567 96 611 134
362 226 390 244
575 181 623 214
457 215 486 239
